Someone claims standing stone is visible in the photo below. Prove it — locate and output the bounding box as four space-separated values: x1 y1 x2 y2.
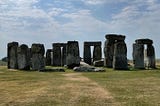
66 41 80 68
93 45 102 62
46 49 52 66
104 39 115 68
7 42 19 69
113 41 128 70
31 44 45 71
52 44 61 66
133 43 145 69
84 45 91 65
147 44 156 68
62 44 67 66
17 44 30 70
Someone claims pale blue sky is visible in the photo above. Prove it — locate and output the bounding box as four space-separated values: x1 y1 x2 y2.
0 0 160 59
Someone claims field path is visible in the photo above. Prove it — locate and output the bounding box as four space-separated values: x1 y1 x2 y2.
62 73 119 106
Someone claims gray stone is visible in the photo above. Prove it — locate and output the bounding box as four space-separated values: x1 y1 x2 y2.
93 60 104 67
147 44 156 68
52 44 61 66
40 68 65 72
66 41 80 68
46 49 52 66
93 45 102 62
113 41 128 70
133 43 145 69
17 44 30 70
135 39 153 45
73 66 105 72
83 45 91 65
7 42 19 69
31 44 45 71
62 44 67 66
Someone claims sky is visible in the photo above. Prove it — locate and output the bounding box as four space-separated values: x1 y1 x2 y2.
0 0 160 59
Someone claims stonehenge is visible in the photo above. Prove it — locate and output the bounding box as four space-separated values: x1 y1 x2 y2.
66 41 80 68
133 39 156 69
52 43 67 66
17 44 30 70
83 42 102 65
31 44 45 71
104 34 128 70
7 35 156 71
7 42 19 69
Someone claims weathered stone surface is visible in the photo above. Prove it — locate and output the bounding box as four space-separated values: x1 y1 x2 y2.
83 41 102 65
93 45 102 62
113 41 128 70
17 44 30 70
104 40 114 67
66 41 80 68
135 39 153 45
52 45 61 66
31 44 45 71
133 43 145 69
147 44 156 68
7 42 19 69
105 34 125 41
93 60 104 67
46 49 52 66
83 45 91 65
73 66 105 72
62 44 67 66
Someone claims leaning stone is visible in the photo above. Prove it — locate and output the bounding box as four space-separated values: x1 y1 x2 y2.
93 60 104 67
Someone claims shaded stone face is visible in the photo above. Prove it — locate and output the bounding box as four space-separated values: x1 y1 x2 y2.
147 44 156 68
133 43 145 69
31 44 45 71
83 45 91 65
135 39 153 45
7 42 19 69
62 44 67 66
83 41 102 65
52 46 61 66
46 49 52 66
17 44 30 70
66 41 80 68
93 45 102 62
113 41 128 70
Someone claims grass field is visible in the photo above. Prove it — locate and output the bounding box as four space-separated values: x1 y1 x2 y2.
0 66 160 106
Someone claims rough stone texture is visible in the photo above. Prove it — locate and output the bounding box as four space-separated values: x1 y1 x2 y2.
93 60 104 67
40 68 65 72
133 43 145 69
31 44 45 71
105 34 125 41
46 49 52 66
104 39 115 67
113 41 128 70
147 44 156 68
17 44 30 70
83 45 91 65
7 42 19 69
83 41 102 65
73 66 105 72
93 45 102 62
52 44 61 66
66 41 80 68
62 44 67 66
135 39 153 45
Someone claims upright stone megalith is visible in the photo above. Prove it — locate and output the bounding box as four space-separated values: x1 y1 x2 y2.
133 39 156 69
7 42 19 69
84 44 91 65
113 41 128 70
93 45 102 62
31 44 45 71
104 34 127 69
46 49 52 66
17 44 30 70
66 41 80 68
